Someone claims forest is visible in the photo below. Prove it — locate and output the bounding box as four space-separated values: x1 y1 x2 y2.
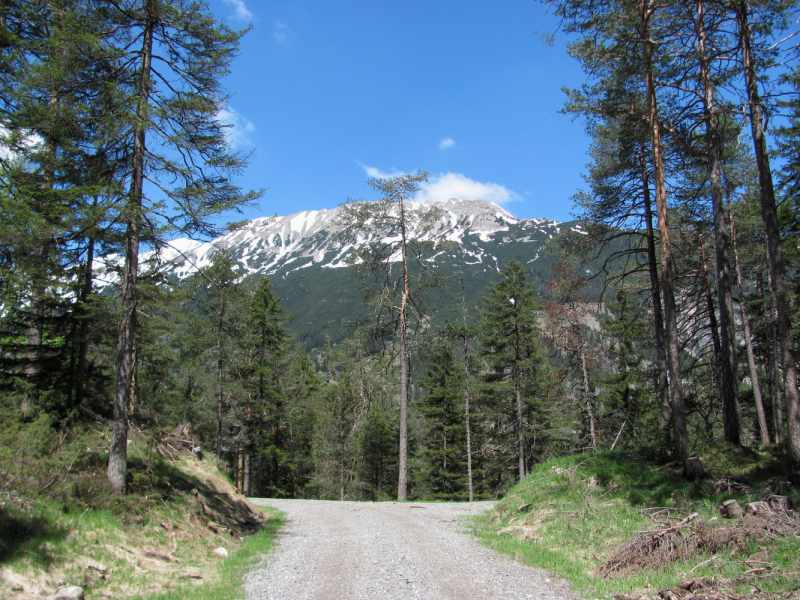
2 0 800 508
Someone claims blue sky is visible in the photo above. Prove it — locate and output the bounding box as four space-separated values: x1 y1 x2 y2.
208 0 589 223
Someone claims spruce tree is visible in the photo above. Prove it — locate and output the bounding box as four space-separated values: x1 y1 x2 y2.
479 259 547 482
418 342 466 500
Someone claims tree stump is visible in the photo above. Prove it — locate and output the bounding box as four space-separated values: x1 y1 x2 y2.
720 498 744 519
767 495 793 512
745 501 771 515
684 457 706 481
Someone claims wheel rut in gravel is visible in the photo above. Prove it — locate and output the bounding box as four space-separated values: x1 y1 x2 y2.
245 498 579 600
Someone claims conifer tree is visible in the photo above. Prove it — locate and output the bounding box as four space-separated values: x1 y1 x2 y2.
418 342 466 500
245 275 292 496
182 249 247 461
335 171 442 501
100 0 260 494
479 259 547 482
731 0 800 460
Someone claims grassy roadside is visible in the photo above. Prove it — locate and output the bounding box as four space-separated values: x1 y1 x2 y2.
0 423 282 600
137 511 285 600
475 446 800 600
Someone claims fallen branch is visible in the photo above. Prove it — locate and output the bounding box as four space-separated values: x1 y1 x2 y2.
610 421 626 450
0 490 47 507
689 555 719 573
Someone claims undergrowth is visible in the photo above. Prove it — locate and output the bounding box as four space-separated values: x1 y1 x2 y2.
0 418 277 600
477 448 800 600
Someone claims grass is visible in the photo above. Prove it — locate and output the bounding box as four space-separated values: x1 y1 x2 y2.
0 423 283 600
135 511 285 600
475 448 800 600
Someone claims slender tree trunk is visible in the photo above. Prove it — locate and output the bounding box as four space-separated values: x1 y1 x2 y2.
766 265 785 444
730 211 770 444
26 90 59 382
699 240 722 411
216 348 223 459
641 2 689 464
340 418 346 501
641 142 671 429
735 2 800 460
237 445 244 494
244 453 250 496
75 230 95 407
460 281 474 502
516 369 525 480
580 343 597 451
697 0 740 443
108 11 154 494
514 311 525 481
397 194 410 501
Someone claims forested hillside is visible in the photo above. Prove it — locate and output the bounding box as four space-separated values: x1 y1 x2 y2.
3 0 800 518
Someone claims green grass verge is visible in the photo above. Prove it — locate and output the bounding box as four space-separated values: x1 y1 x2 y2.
137 509 285 600
475 448 800 599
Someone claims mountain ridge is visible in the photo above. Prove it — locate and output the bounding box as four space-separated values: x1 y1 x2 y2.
103 198 595 350
147 198 579 283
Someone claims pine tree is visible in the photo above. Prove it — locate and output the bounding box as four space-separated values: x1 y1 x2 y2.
100 0 261 494
418 342 466 500
600 286 658 448
479 259 547 482
244 275 292 496
181 249 247 463
335 171 443 501
543 262 601 451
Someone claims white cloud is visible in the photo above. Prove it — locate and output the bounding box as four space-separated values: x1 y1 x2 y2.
438 137 455 150
274 21 289 44
217 107 255 149
417 172 522 205
222 0 252 20
358 163 405 180
0 125 44 162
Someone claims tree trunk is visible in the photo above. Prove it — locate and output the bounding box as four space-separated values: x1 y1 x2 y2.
216 348 223 459
461 281 474 502
641 142 671 430
735 1 800 460
697 0 740 444
397 193 410 501
516 371 525 480
75 229 95 407
580 343 597 451
237 445 244 494
108 11 154 494
244 453 250 495
730 211 770 445
340 420 346 501
641 2 689 464
699 240 722 426
514 311 525 481
766 265 785 444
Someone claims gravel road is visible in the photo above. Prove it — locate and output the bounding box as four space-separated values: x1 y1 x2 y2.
245 498 579 600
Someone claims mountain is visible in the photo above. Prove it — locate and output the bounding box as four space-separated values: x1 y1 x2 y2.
142 199 592 349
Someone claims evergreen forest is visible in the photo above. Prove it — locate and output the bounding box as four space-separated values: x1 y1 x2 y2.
4 0 800 509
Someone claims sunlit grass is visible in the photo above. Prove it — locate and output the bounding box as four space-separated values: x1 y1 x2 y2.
475 450 800 599
137 511 285 600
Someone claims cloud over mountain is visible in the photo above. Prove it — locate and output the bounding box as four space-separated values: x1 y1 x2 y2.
418 172 521 205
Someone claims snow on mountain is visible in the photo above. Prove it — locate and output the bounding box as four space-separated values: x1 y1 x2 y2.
134 198 561 282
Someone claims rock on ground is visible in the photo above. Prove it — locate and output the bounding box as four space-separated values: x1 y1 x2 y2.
245 499 579 600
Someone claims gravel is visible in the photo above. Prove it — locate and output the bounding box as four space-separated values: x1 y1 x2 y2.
245 498 580 600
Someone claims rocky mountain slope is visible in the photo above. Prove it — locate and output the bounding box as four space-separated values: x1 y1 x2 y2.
135 199 594 349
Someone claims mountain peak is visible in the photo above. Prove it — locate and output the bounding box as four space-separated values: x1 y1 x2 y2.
139 199 561 281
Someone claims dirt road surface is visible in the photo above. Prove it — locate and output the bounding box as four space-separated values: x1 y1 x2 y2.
245 499 579 600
